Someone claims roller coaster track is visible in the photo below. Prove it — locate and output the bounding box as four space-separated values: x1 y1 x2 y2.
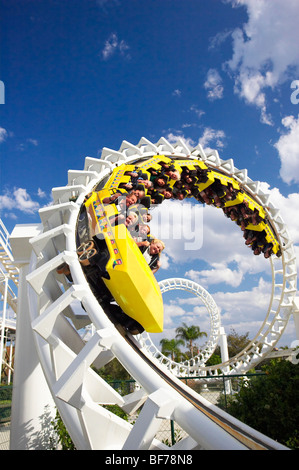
24 137 296 450
0 219 18 383
0 219 18 313
140 278 222 375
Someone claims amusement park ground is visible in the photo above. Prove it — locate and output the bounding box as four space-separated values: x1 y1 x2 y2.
0 423 10 450
0 390 219 450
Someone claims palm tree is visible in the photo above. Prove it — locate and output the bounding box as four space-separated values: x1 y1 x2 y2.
175 322 207 358
159 338 185 362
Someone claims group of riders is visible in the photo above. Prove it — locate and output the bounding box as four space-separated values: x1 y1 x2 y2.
101 159 280 274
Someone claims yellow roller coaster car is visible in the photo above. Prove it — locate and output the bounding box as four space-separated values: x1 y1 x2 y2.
73 154 281 336
78 189 164 334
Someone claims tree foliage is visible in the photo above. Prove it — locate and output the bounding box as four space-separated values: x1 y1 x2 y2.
51 410 76 450
97 357 131 382
175 322 207 358
226 328 250 357
207 328 251 365
226 359 299 449
160 338 185 361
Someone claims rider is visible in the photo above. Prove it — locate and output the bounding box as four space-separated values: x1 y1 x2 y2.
142 239 165 274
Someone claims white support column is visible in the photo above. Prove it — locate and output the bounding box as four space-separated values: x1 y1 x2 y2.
122 388 177 450
7 332 14 384
219 327 229 367
219 327 232 394
9 224 57 450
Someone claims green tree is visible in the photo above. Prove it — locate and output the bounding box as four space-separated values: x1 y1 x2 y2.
205 353 222 367
226 359 299 449
160 338 185 361
97 357 131 382
227 328 250 357
51 410 76 450
175 322 207 358
206 329 251 366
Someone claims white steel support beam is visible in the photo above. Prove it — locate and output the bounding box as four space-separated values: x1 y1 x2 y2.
123 388 177 450
11 137 296 450
9 224 57 450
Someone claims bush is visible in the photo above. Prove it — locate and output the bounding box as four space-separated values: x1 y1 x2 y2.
0 385 12 402
51 410 76 450
226 360 299 449
51 404 128 450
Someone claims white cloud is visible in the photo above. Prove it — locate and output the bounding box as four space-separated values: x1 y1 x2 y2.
17 138 39 152
0 193 14 211
159 252 170 270
165 132 196 148
102 33 118 60
226 0 299 124
0 188 40 214
209 29 233 50
198 127 226 150
172 89 181 97
190 105 205 119
163 303 187 328
12 188 40 213
204 69 224 101
274 114 299 185
213 277 272 335
186 263 243 288
267 187 299 244
37 188 47 198
27 138 38 146
164 127 226 153
233 70 273 125
101 33 130 60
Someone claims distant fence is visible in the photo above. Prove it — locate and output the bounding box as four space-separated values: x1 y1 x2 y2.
108 373 266 407
108 373 267 446
0 374 266 446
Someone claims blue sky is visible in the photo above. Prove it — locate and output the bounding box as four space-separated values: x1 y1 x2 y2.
1 0 299 352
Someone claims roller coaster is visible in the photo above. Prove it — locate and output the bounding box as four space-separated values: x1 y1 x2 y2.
8 137 297 450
